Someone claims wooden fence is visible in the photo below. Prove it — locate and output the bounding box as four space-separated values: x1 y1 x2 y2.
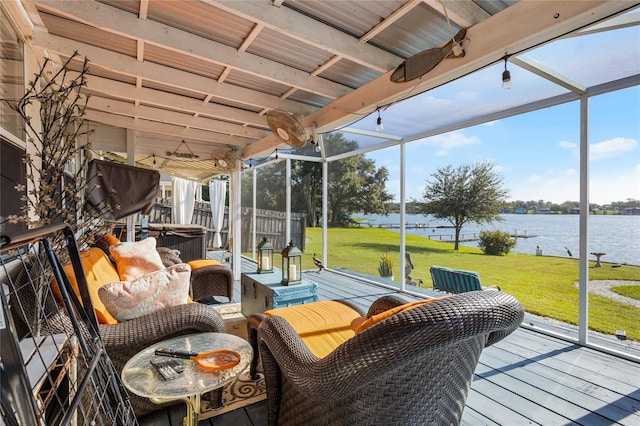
144 199 306 252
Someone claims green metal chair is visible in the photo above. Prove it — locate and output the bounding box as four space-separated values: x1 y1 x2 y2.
430 265 501 293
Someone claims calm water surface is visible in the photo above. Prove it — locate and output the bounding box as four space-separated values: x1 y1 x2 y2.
361 213 640 266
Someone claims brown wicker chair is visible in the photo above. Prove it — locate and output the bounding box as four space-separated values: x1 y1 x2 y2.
154 246 235 302
11 257 227 418
258 291 524 426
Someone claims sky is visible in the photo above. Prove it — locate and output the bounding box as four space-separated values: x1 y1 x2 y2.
358 24 640 206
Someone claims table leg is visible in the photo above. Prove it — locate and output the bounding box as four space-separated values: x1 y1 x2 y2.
151 395 200 426
184 394 200 426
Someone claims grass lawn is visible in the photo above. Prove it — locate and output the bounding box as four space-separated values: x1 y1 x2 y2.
611 285 640 300
286 227 640 341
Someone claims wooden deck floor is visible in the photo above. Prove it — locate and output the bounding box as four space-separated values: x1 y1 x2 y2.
139 256 640 425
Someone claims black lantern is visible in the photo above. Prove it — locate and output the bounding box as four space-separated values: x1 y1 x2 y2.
257 237 274 274
281 241 302 285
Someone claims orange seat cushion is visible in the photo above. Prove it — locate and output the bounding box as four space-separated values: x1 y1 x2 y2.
59 247 121 324
354 297 449 334
264 301 362 358
102 234 121 246
187 259 223 269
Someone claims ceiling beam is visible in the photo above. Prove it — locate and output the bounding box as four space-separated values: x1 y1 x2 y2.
79 74 269 139
35 0 352 100
511 56 587 95
32 31 316 117
423 0 491 28
87 97 265 143
209 0 402 73
360 0 423 43
85 110 251 147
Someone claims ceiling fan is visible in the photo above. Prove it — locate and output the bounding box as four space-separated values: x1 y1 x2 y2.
266 109 308 148
212 151 240 172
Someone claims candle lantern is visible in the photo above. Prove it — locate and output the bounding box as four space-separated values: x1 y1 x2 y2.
281 241 302 285
257 237 274 274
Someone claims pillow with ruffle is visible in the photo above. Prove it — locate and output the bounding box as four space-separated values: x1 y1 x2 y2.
98 263 191 322
109 237 165 281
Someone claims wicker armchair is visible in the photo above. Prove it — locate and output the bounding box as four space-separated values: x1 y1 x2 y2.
156 246 234 302
258 291 524 426
12 258 227 418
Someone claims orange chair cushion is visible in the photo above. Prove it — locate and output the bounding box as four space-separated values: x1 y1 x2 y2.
102 234 121 246
264 301 362 358
58 247 121 324
187 259 223 269
354 297 449 334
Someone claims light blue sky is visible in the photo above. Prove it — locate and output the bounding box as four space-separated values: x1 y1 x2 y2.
367 84 639 206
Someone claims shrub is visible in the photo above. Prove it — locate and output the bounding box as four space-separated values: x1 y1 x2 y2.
478 230 516 256
378 252 393 277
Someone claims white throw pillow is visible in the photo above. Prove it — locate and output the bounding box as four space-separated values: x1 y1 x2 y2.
109 237 165 281
98 263 191 322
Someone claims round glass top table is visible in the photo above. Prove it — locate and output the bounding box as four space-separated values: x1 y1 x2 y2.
121 332 252 426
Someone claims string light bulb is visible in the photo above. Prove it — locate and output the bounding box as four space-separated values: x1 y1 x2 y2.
376 109 383 132
502 58 512 90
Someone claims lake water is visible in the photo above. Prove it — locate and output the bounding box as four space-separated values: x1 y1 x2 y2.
359 213 640 266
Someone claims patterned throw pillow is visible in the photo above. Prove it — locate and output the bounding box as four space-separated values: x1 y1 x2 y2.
109 237 165 281
98 263 191 322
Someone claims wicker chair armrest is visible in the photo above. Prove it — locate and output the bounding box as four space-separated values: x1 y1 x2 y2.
189 265 234 301
98 302 226 348
156 247 183 267
366 294 410 316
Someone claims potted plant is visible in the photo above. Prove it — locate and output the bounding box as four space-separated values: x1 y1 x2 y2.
378 252 394 280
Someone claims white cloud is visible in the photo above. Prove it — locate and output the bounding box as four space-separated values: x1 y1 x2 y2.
419 95 451 107
590 137 637 161
455 90 478 102
424 131 481 156
559 140 577 149
510 165 639 204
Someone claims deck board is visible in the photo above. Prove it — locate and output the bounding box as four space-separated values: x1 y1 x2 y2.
478 352 639 425
143 256 639 426
482 345 640 416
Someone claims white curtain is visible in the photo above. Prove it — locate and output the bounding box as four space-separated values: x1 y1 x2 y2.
209 180 227 248
172 177 197 224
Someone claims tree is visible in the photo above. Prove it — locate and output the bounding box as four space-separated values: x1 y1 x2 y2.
417 160 509 250
325 134 393 226
241 132 393 227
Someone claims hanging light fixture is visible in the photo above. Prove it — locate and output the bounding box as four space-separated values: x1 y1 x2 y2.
376 109 383 132
502 58 512 90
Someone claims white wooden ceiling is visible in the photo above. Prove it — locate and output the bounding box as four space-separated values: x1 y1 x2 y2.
11 0 637 180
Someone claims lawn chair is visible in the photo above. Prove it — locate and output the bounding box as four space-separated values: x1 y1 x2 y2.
430 265 501 293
